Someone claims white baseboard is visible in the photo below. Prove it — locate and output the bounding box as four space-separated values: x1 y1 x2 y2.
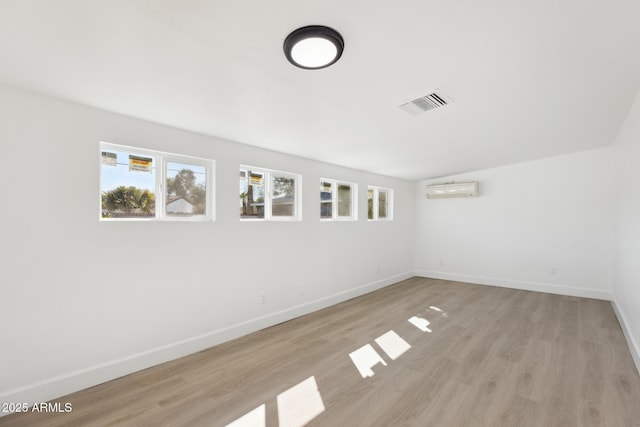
611 298 640 376
414 270 613 301
0 271 414 416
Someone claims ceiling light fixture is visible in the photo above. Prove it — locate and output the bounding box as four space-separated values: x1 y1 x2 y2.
283 25 344 70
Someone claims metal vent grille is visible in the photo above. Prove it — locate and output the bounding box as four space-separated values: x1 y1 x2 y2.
399 91 452 116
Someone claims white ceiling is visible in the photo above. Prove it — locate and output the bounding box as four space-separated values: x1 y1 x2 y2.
1 0 639 180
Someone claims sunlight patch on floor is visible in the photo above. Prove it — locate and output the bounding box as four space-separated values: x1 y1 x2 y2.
349 344 388 378
429 305 448 317
225 404 265 427
408 316 432 332
277 376 325 427
375 330 412 360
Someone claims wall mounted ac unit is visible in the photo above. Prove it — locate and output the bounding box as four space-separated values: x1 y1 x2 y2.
425 182 478 198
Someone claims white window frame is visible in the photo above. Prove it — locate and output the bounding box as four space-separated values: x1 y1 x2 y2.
320 178 358 221
367 186 394 221
100 142 215 222
239 165 302 221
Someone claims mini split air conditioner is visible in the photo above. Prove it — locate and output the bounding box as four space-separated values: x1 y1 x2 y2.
425 182 478 198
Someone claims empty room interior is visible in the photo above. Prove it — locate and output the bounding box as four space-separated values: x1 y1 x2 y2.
1 1 640 426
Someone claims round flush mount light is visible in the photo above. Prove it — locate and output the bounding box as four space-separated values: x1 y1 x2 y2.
283 25 344 70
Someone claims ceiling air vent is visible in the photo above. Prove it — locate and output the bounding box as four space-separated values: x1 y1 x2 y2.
399 91 453 116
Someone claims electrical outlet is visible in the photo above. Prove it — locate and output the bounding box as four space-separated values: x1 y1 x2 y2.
438 260 444 267
550 268 558 277
260 293 266 304
297 283 305 296
376 264 380 273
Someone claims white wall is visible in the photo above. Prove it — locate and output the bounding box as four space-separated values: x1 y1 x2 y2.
612 89 640 372
415 148 615 300
0 84 415 405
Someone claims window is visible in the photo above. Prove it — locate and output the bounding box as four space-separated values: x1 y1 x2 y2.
367 186 393 220
240 166 301 220
100 142 214 221
320 179 357 220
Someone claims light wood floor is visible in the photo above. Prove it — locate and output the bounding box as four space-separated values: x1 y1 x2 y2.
2 278 639 426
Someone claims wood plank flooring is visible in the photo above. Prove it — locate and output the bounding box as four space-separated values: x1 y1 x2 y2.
2 278 639 426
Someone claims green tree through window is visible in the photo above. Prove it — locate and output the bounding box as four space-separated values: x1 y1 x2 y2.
101 186 156 218
166 167 206 215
